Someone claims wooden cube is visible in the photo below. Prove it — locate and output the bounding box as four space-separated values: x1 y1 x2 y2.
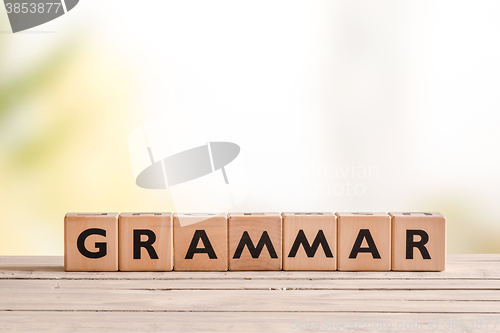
390 212 446 271
282 212 337 271
228 213 282 271
64 213 118 271
119 213 173 271
336 212 391 271
173 213 228 271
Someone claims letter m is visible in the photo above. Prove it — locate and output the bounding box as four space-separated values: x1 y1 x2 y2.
233 231 278 259
288 230 333 258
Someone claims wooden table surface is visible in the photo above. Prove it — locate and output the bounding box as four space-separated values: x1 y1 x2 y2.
0 255 499 332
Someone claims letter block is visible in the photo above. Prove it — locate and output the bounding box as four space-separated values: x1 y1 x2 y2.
282 212 337 271
228 213 282 271
119 213 173 271
64 213 118 272
390 212 446 271
336 212 391 271
173 213 228 271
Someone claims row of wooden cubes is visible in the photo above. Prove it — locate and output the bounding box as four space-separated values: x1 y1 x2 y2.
64 212 446 272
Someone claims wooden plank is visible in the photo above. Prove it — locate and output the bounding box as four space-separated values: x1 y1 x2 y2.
0 287 499 313
1 267 500 280
1 311 500 333
0 255 499 332
1 278 500 290
2 280 500 300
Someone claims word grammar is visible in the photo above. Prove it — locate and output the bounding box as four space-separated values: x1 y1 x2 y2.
64 212 446 272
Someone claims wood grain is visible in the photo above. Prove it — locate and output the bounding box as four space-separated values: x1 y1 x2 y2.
2 312 500 333
64 213 119 272
390 212 446 271
118 213 173 271
0 255 499 332
173 213 228 271
336 212 391 271
282 212 337 271
228 213 282 271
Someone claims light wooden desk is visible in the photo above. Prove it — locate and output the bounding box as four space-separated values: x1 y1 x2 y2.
0 255 499 332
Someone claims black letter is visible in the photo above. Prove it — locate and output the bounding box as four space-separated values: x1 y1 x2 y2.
406 230 431 259
233 231 278 259
77 228 107 259
185 230 217 259
349 229 381 259
133 229 159 259
288 230 333 258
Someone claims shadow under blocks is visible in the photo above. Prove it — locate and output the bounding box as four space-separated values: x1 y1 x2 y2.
63 212 446 272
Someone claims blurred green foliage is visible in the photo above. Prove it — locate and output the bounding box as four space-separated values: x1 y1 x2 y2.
0 34 77 170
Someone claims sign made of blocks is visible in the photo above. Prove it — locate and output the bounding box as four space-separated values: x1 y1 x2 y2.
64 211 447 271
